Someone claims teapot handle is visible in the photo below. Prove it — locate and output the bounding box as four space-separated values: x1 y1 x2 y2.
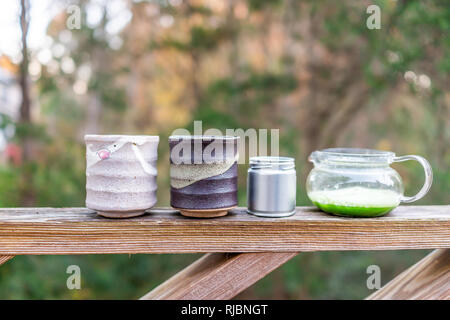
393 155 433 203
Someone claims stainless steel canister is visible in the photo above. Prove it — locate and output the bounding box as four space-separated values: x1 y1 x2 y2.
247 156 296 217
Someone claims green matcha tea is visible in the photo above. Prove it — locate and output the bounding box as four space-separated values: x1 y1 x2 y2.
308 187 400 217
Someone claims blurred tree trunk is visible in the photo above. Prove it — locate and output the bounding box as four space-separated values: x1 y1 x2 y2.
86 91 101 134
18 0 35 206
85 46 102 134
19 0 31 161
303 5 320 156
85 8 108 134
226 0 241 119
190 50 201 109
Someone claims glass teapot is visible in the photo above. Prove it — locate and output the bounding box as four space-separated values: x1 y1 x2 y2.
306 148 433 217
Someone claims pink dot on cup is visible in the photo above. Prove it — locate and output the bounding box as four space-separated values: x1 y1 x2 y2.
98 149 110 160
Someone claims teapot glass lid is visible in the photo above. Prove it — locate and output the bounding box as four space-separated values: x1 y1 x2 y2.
309 148 395 164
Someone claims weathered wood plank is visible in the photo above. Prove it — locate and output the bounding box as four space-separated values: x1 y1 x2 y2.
0 255 14 265
367 249 450 300
141 252 297 300
0 206 449 254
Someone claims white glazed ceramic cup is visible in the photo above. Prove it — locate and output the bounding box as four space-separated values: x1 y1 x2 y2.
85 135 159 218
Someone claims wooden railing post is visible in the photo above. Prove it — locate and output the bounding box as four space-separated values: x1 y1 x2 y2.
0 256 14 266
367 249 450 300
141 252 298 300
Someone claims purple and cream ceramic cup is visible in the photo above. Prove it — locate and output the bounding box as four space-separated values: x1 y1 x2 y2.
85 135 159 218
169 135 239 218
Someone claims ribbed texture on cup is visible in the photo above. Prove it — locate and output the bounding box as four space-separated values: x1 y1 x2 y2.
85 136 158 213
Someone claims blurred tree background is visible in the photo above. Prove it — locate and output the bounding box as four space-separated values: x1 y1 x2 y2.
0 0 448 299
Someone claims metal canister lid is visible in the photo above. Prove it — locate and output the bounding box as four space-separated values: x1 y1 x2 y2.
249 156 295 170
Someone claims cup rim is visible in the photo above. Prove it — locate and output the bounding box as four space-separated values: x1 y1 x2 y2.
85 134 159 142
169 135 239 141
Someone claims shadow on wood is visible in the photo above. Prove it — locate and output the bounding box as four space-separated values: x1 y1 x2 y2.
367 249 450 300
141 252 298 300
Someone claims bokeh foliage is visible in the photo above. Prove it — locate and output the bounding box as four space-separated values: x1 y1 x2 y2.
0 0 448 299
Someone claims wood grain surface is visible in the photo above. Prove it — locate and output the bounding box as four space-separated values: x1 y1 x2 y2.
0 206 448 254
367 249 450 300
0 255 14 266
141 252 298 300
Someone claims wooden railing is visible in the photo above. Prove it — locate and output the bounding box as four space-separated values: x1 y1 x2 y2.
1 205 449 299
